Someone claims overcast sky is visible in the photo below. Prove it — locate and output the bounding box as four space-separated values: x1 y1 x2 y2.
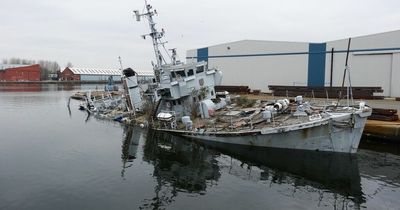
1 0 399 71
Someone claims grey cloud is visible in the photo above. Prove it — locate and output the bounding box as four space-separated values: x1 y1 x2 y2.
1 0 399 71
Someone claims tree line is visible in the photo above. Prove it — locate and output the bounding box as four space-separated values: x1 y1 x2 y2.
2 58 73 80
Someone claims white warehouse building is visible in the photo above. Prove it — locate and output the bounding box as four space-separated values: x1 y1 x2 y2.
60 67 154 82
186 30 400 98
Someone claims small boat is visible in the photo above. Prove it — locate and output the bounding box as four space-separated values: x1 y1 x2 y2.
128 1 372 153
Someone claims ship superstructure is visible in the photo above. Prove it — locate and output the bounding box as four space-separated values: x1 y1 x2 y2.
133 2 223 120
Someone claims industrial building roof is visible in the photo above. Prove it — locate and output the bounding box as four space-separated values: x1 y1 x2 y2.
137 71 154 76
67 68 122 76
64 67 154 77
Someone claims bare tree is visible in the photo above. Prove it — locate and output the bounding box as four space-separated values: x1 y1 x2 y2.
37 60 61 80
66 62 73 68
2 57 35 65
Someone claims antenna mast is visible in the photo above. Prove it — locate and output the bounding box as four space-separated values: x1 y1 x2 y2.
338 38 353 106
118 56 123 70
134 1 167 82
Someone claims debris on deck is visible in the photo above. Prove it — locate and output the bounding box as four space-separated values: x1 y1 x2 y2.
71 91 122 101
69 89 149 126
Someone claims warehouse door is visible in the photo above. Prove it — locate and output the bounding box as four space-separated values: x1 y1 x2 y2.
307 43 326 87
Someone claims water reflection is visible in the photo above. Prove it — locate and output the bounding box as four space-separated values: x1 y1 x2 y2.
120 129 365 209
0 83 42 92
121 126 142 178
0 83 114 92
213 143 365 209
358 149 400 186
359 139 400 156
139 130 220 209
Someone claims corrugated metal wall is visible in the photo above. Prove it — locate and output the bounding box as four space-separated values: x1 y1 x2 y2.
187 30 400 97
80 75 121 81
188 40 311 92
325 31 400 97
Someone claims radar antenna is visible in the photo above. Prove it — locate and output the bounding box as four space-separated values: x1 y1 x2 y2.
134 1 172 82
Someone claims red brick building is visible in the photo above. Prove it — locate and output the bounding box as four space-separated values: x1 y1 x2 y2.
59 67 80 81
0 64 41 81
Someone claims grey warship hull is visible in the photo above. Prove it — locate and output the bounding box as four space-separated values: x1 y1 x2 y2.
155 110 371 153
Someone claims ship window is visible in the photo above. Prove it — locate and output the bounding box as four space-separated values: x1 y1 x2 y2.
187 69 194 76
177 100 181 105
172 100 176 105
211 90 214 96
176 70 186 77
196 66 204 74
171 71 176 78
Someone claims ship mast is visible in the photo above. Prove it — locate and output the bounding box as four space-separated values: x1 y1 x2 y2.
134 1 168 82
